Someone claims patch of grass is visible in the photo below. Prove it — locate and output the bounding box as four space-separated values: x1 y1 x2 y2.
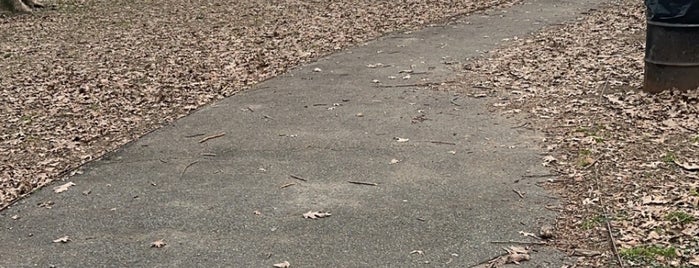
691 135 699 144
576 149 595 167
690 188 699 197
664 211 696 225
574 126 600 137
661 151 677 164
620 245 677 263
580 215 607 230
593 136 605 143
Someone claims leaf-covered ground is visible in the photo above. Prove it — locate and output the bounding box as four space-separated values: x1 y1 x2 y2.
0 1 523 208
461 1 699 266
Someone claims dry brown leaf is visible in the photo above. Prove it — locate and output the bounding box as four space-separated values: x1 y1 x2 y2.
273 261 290 268
151 239 166 248
11 214 19 220
52 236 70 243
302 211 331 219
53 182 75 193
538 224 555 239
689 255 699 266
674 160 699 172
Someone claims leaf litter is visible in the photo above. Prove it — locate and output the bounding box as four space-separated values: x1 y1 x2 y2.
451 0 699 266
0 0 523 209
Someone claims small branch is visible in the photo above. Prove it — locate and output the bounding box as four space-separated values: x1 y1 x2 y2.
417 140 456 145
489 240 547 245
450 97 461 106
348 181 378 186
374 81 455 88
199 132 226 143
512 189 524 199
279 182 296 189
184 133 206 138
289 174 307 182
605 211 624 267
522 173 558 178
201 153 217 157
180 161 199 178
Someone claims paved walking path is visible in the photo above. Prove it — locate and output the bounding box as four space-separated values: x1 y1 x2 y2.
1 0 602 266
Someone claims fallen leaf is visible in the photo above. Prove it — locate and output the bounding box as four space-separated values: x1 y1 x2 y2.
689 255 699 266
273 261 290 268
313 67 322 72
53 236 70 243
53 182 76 193
302 211 331 219
38 201 54 209
151 239 166 248
542 155 557 166
519 231 538 239
641 195 670 205
393 137 409 143
253 210 262 215
538 224 555 239
410 250 424 255
390 159 401 164
11 215 19 220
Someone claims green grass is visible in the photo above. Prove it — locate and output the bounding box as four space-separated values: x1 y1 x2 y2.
580 215 607 230
574 149 595 167
664 211 696 225
620 245 677 263
661 151 677 164
690 188 699 197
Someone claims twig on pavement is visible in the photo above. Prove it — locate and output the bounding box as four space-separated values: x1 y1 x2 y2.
348 181 378 186
279 182 296 189
289 174 307 182
199 132 226 143
180 160 199 178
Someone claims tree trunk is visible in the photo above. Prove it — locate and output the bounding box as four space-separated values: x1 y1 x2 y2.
0 0 43 13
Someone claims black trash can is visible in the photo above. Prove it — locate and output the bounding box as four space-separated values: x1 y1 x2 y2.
644 0 699 93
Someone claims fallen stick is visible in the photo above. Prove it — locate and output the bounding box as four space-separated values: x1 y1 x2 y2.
289 174 307 182
348 181 378 186
512 189 525 199
374 81 455 88
417 140 457 145
199 132 226 143
180 161 199 177
522 174 558 178
489 240 547 245
184 133 206 138
279 182 296 189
